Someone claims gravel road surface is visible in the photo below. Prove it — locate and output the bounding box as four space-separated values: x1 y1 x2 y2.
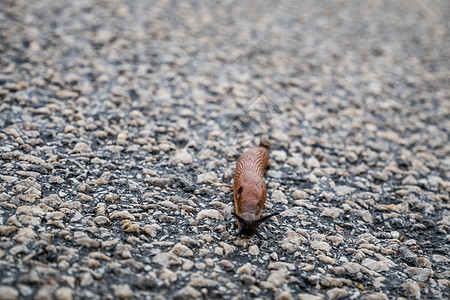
0 0 449 299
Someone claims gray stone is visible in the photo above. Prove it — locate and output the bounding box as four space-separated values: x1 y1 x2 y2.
402 280 421 299
0 286 19 300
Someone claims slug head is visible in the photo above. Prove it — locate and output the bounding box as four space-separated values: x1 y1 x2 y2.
232 212 279 238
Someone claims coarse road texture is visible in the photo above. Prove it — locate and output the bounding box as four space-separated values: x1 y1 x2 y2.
0 0 449 299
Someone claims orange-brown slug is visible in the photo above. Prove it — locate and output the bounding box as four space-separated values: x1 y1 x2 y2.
233 139 278 238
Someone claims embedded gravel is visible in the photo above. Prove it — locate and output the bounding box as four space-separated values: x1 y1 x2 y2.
1 0 449 299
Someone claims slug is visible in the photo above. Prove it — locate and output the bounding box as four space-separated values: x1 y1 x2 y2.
233 139 279 238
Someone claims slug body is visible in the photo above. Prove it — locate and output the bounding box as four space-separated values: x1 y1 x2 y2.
233 145 278 238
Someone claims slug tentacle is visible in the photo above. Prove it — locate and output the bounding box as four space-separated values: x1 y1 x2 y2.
232 212 279 238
